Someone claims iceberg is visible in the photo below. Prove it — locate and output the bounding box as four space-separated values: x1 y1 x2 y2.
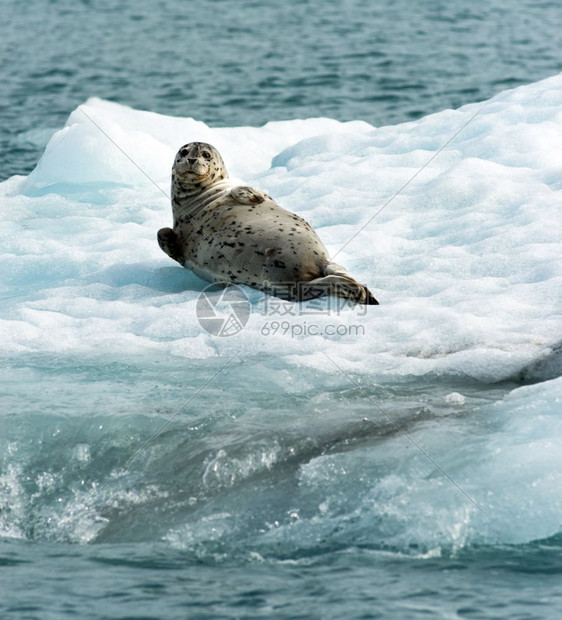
0 75 561 550
2 76 561 382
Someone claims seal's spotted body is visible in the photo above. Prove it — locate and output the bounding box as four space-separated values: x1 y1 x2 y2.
158 142 378 304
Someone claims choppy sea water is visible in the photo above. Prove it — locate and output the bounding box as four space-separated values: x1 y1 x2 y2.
2 352 562 619
2 0 562 180
2 0 562 618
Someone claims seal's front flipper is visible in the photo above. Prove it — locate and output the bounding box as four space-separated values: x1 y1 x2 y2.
230 186 266 205
157 227 183 263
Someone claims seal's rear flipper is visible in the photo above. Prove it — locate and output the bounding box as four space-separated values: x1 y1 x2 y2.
157 227 183 264
299 275 379 305
322 262 379 305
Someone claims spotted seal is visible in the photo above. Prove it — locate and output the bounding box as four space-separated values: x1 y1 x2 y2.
157 142 379 304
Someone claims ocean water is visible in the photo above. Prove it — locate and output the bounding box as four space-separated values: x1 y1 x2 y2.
2 1 562 619
3 0 562 179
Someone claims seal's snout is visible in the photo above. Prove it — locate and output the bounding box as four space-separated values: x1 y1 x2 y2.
175 153 208 179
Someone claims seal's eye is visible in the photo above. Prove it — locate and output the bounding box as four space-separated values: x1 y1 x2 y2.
179 148 189 158
201 151 212 160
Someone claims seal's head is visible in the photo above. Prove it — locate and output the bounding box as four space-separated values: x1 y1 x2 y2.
173 142 228 189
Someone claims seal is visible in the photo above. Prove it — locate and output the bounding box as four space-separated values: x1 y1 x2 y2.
158 142 379 304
